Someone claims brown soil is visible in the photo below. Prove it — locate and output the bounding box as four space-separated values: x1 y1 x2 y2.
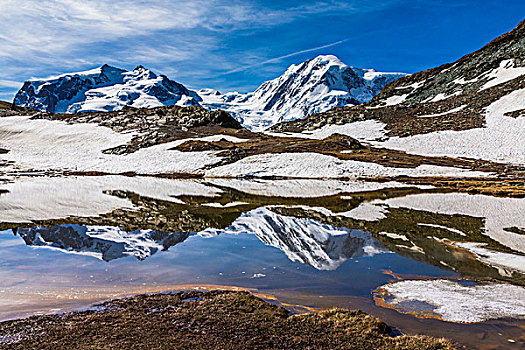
504 108 525 118
0 291 456 350
364 176 525 198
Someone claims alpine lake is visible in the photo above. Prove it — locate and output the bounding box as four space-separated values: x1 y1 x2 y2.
0 175 524 349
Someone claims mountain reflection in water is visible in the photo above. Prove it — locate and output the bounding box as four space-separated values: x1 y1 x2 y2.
0 176 524 345
12 207 387 270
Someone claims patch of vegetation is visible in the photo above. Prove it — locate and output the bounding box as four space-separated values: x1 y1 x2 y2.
0 291 456 350
370 177 525 198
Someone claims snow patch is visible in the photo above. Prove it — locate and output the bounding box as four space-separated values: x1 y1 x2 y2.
417 223 466 236
455 242 525 274
298 120 386 141
481 59 525 90
379 279 525 323
340 202 387 221
379 232 409 241
204 179 427 198
0 116 220 174
378 88 525 164
383 94 407 106
416 105 467 118
196 135 249 143
206 152 489 179
0 176 220 223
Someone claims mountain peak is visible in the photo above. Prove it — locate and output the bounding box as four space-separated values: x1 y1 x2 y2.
14 65 200 113
310 54 346 66
199 55 406 130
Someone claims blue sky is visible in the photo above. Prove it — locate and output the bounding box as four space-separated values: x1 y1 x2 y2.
0 0 524 101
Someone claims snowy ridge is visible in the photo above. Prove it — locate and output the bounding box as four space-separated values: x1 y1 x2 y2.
199 55 406 130
12 55 404 130
14 65 202 113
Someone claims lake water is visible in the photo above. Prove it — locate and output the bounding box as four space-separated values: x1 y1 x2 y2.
0 176 524 349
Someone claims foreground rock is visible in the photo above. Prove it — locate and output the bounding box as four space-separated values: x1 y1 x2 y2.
0 291 455 350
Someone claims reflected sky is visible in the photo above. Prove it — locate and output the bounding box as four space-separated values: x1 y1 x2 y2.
0 176 524 349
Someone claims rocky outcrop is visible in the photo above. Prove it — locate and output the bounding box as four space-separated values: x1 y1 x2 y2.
29 105 244 155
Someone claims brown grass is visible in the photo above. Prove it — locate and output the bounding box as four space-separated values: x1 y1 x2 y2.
0 291 457 350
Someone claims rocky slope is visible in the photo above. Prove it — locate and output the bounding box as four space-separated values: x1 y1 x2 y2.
199 55 406 130
13 65 202 113
272 20 525 165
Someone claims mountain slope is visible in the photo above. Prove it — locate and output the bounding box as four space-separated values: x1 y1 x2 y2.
199 55 406 130
14 65 202 113
272 20 525 165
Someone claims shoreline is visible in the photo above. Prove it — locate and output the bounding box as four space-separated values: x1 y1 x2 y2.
1 285 524 349
0 289 457 349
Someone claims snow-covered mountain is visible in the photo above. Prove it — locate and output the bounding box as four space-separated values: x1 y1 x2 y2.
199 55 406 130
12 55 405 130
273 20 525 165
15 225 189 261
13 65 202 113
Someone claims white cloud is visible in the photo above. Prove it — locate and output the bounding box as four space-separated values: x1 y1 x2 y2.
0 0 404 97
0 0 380 60
221 39 349 75
0 79 23 89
